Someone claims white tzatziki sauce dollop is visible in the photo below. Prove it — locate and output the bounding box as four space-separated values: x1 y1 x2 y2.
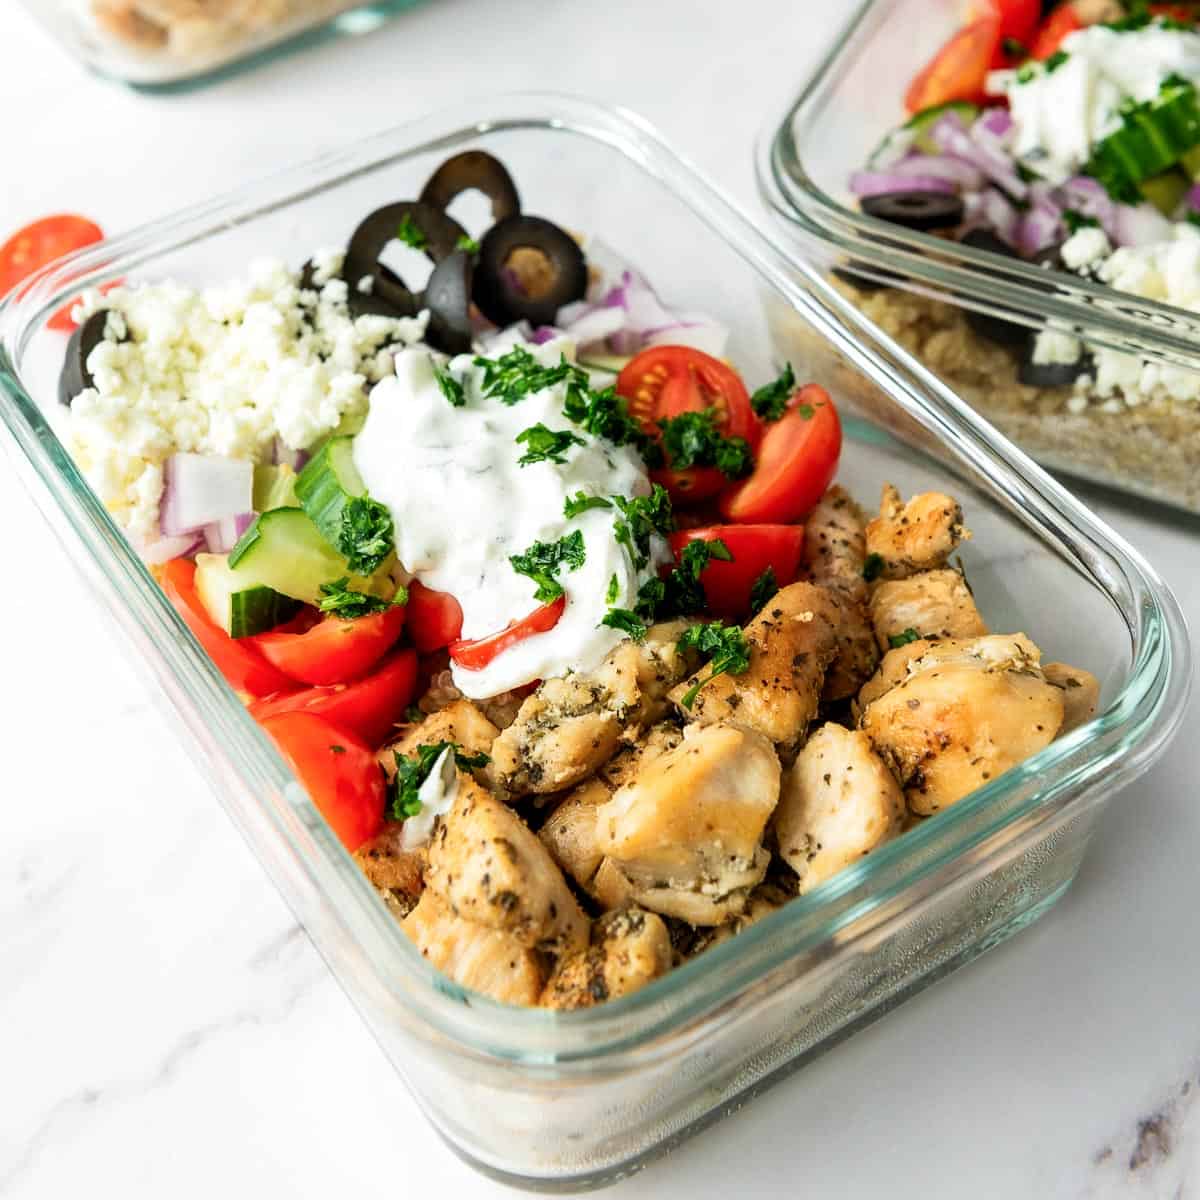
352 341 667 699
399 746 459 850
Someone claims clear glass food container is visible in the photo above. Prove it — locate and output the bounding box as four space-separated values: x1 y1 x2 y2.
760 0 1200 516
0 94 1189 1191
17 0 422 89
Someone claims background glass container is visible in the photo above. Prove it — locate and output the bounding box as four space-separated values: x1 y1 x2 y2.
760 0 1200 516
0 94 1188 1190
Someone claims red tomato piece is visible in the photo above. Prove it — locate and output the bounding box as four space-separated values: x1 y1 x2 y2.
160 558 299 699
0 215 107 331
249 648 418 749
719 385 842 526
1149 3 1194 20
905 16 1003 113
616 345 762 506
251 605 406 687
449 596 566 671
406 581 464 653
668 525 805 619
971 0 1040 46
260 711 385 851
1030 4 1083 58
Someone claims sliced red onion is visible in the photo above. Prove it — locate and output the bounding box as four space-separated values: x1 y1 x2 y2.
141 531 204 565
1114 202 1173 248
202 511 256 554
530 324 565 345
559 305 629 347
931 114 1028 199
977 107 1014 142
967 187 1021 245
160 453 254 537
1188 183 1200 213
1060 176 1117 237
1016 200 1063 257
894 153 985 190
850 170 956 198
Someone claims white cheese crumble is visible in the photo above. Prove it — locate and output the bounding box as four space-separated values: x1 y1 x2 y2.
1032 329 1083 366
1060 226 1112 271
64 254 426 541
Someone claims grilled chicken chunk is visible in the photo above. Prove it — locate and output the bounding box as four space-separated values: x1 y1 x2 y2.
593 723 781 925
858 634 1064 815
868 568 988 651
425 775 588 956
491 621 697 796
379 699 499 781
1044 662 1101 735
773 723 904 892
540 907 672 1010
355 824 426 921
671 582 841 752
865 484 969 581
403 889 544 1006
803 486 879 700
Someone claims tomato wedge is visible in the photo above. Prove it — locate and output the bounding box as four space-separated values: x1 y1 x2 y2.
160 558 299 699
406 581 464 653
249 648 418 749
0 214 106 331
1149 3 1194 21
252 605 406 687
719 385 841 526
1030 4 1083 58
616 345 762 505
449 596 566 671
970 0 1040 46
261 711 385 852
905 16 1002 113
668 525 805 619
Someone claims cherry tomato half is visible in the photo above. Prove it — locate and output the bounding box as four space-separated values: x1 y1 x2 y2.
261 711 385 852
616 345 762 505
0 214 106 332
971 0 1040 47
406 581 464 653
251 605 406 687
250 648 418 749
449 595 566 671
719 385 841 526
905 16 1002 113
668 525 805 619
160 558 299 699
1030 4 1083 58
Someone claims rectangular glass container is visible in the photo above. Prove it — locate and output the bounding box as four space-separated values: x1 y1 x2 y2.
0 94 1189 1191
17 0 422 89
760 0 1200 516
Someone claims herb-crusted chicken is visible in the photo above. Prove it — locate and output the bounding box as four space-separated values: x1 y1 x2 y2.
865 484 970 581
868 568 988 651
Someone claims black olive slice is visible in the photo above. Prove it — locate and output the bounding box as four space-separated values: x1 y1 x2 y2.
861 190 965 232
958 229 1030 347
343 201 467 319
419 151 521 224
472 215 588 328
59 309 125 406
423 251 474 355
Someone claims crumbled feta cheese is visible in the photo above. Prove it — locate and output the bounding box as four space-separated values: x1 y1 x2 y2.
1060 226 1111 271
64 258 427 541
1032 329 1083 366
357 275 375 295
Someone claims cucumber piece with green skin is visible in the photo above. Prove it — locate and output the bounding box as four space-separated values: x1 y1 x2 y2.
193 555 301 638
294 436 366 552
252 463 299 512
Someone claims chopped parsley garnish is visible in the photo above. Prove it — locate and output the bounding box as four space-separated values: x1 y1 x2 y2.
748 565 779 615
510 530 586 602
389 741 491 822
1002 36 1027 59
676 622 752 709
1189 211 1200 228
434 363 465 407
606 573 620 605
863 552 885 582
1063 208 1100 234
601 608 649 640
515 423 586 465
662 538 732 615
564 491 613 518
474 346 576 406
1044 49 1069 73
455 233 481 254
1016 63 1037 85
403 704 424 724
889 627 922 649
613 484 674 570
317 576 397 619
339 495 393 575
396 212 428 250
562 383 662 465
750 362 795 422
658 409 754 479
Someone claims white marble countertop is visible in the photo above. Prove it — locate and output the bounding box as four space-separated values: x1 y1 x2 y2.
2 3 1199 1197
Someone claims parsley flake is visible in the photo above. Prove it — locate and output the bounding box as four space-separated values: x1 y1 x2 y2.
676 622 752 709
664 538 732 614
396 212 428 250
613 485 674 570
606 573 620 605
601 608 648 641
562 383 663 465
564 492 613 518
434 363 466 407
510 530 586 603
475 346 576 406
515 423 586 465
889 627 922 648
1063 208 1100 234
455 233 481 254
750 363 796 422
748 565 779 614
389 741 491 822
317 576 396 619
863 552 885 582
339 496 393 575
658 409 754 479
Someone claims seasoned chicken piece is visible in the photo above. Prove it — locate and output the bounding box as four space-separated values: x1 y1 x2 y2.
868 568 988 651
1044 662 1101 735
355 824 425 921
671 582 841 752
803 486 879 700
539 724 683 894
426 775 588 956
773 723 905 892
379 699 499 781
680 883 792 958
865 484 969 580
859 634 1064 815
540 907 673 1010
491 622 697 795
402 889 544 1006
594 723 781 925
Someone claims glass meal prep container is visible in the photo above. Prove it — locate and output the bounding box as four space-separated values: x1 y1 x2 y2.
760 0 1200 517
0 94 1189 1191
16 0 421 89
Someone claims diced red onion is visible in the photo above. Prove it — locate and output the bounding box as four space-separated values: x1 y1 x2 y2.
894 153 985 190
977 107 1014 142
1188 183 1200 213
141 531 204 565
931 114 1028 199
530 324 564 345
850 170 956 198
964 188 1021 245
1060 176 1117 238
1114 202 1173 248
1016 201 1063 257
202 511 255 554
160 453 254 537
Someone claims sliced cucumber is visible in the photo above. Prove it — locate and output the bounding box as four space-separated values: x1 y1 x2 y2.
252 463 299 512
294 436 365 552
194 555 301 637
904 101 980 154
